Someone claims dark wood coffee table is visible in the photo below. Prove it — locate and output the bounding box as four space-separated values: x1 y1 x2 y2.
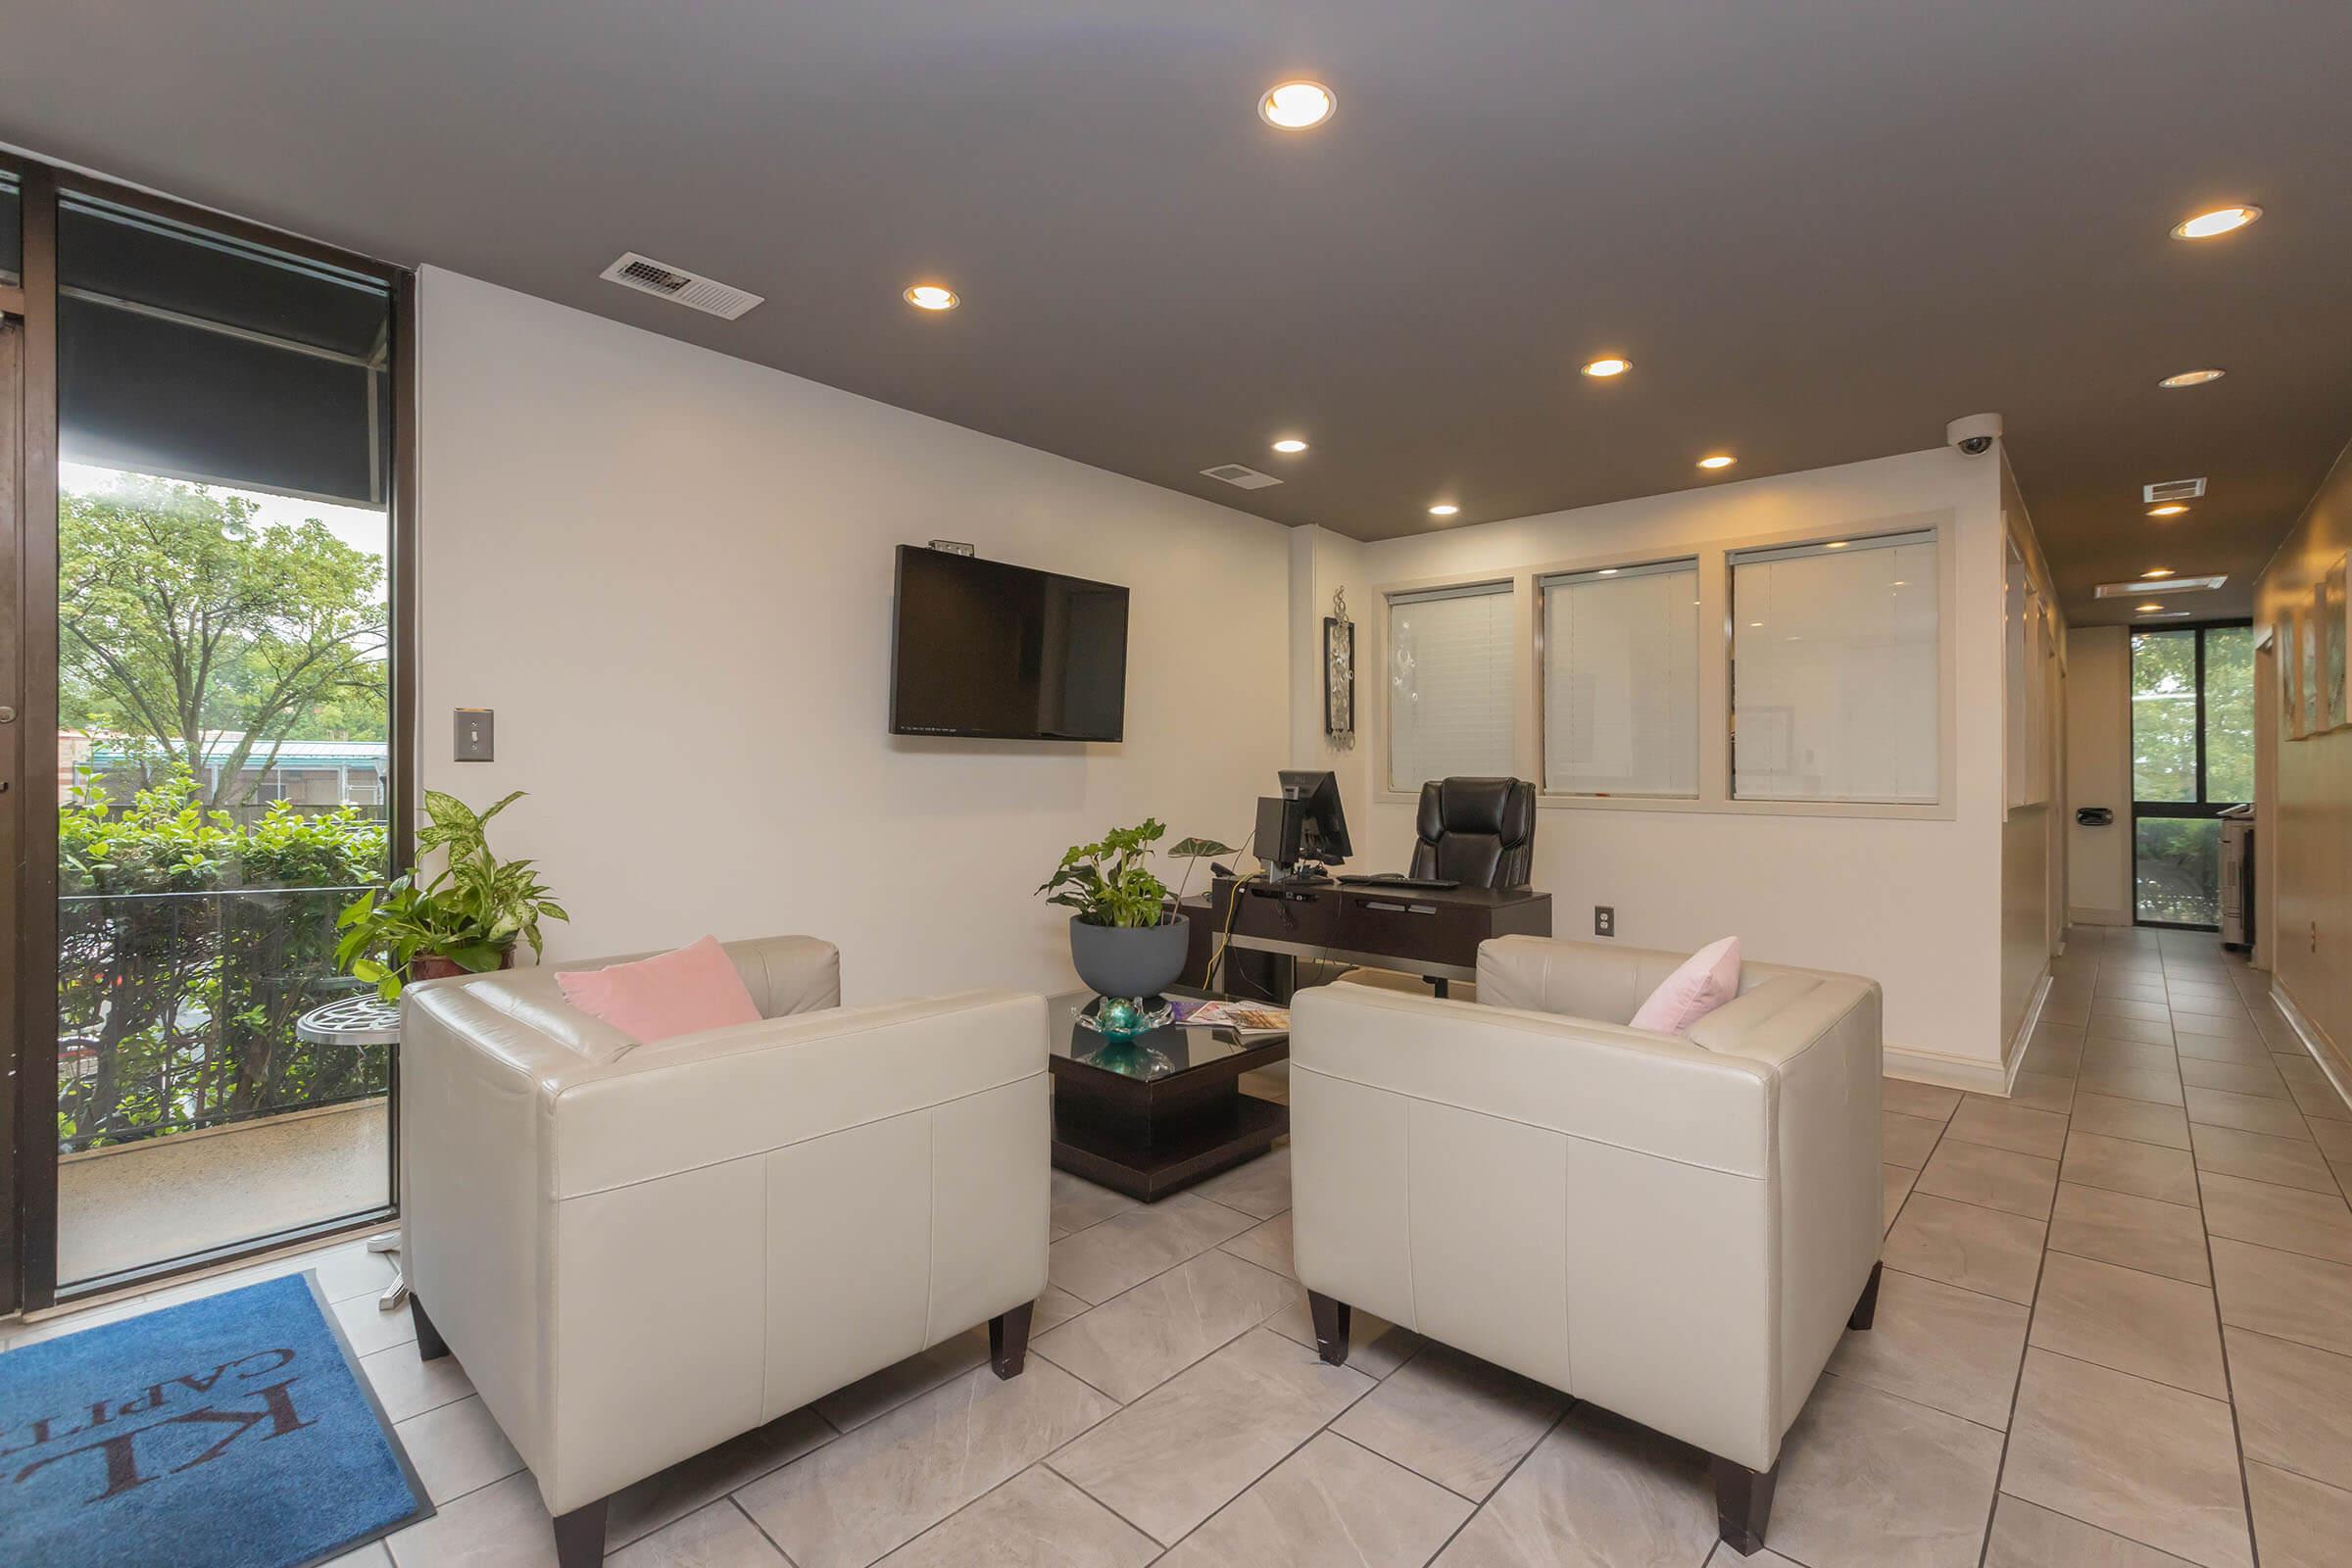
1048 991 1289 1201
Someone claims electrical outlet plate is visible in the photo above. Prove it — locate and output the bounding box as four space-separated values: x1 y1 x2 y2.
1594 906 1615 938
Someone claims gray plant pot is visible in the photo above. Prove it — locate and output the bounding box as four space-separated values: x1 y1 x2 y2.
1068 914 1191 1000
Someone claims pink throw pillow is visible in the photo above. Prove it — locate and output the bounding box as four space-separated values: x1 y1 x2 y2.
555 936 762 1045
1630 937 1742 1035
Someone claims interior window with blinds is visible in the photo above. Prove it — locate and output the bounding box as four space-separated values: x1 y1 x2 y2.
1732 531 1938 804
1541 560 1699 797
1387 582 1515 791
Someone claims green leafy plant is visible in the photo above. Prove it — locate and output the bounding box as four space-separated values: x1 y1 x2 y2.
1033 818 1167 928
1166 836 1237 906
335 790 567 999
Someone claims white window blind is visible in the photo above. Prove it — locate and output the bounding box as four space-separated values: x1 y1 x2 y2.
1732 531 1938 804
1388 582 1515 790
1541 560 1699 796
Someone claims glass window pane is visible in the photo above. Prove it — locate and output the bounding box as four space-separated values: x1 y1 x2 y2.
2202 624 2255 804
1388 585 1515 790
2135 816 2222 926
2130 629 2199 803
1732 533 1937 803
1542 562 1698 797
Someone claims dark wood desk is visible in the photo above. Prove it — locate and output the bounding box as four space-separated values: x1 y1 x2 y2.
1183 877 1552 988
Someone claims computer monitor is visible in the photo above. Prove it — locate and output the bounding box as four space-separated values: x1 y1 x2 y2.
1257 769 1350 878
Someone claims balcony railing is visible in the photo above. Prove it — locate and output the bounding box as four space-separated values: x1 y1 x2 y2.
58 884 389 1154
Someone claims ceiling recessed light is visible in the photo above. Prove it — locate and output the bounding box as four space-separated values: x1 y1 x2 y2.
2141 567 2177 579
1890 580 1909 587
2148 504 2190 517
1427 503 1460 517
1748 621 1765 628
1259 80 1336 129
1271 438 1308 454
2159 368 2226 388
1581 357 1632 378
1597 568 1619 576
903 284 958 311
1697 454 1736 469
2171 205 2262 240
2136 603 2169 613
1825 540 1850 549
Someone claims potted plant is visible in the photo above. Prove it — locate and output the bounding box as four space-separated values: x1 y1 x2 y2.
335 790 567 1000
1036 819 1231 1004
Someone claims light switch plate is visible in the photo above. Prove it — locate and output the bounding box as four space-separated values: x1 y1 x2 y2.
455 709 494 762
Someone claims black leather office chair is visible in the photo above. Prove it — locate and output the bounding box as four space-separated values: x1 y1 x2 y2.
1410 777 1538 890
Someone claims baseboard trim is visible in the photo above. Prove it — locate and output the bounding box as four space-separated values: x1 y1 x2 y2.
2270 982 2352 1119
2001 972 2054 1095
1885 1045 2009 1095
2067 907 2133 928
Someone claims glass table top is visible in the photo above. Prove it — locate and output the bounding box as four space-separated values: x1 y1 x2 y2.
1046 990 1288 1083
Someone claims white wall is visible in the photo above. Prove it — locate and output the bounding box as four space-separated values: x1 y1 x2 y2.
1333 449 2016 1082
2064 627 2133 924
415 268 1293 1003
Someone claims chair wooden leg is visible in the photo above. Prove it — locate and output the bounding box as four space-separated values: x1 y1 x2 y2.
1307 1291 1351 1366
1711 1454 1779 1556
990 1302 1034 1379
1849 1259 1884 1332
552 1496 607 1568
411 1295 451 1362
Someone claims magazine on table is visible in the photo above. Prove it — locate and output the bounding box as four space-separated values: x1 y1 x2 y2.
1168 998 1290 1033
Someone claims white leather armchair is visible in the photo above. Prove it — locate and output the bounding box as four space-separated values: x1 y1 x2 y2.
1290 934 1883 1557
398 935 1050 1568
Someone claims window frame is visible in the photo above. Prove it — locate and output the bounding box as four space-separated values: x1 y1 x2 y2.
1536 556 1702 800
2129 617 2254 931
1380 578 1519 794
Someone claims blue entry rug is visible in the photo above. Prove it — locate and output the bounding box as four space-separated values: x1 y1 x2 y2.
1 1271 434 1568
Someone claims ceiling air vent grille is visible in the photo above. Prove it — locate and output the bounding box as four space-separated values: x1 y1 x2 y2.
598 252 764 320
1200 464 1283 490
2094 575 2229 598
2143 477 2207 504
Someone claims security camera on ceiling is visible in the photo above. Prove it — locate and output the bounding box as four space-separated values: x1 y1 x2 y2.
1946 413 2003 457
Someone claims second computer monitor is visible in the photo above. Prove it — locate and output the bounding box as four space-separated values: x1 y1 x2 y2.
1273 768 1351 867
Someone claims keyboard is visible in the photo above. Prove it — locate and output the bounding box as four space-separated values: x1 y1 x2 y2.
1337 873 1462 892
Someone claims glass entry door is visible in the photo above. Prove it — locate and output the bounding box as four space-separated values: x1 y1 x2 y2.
2131 622 2253 928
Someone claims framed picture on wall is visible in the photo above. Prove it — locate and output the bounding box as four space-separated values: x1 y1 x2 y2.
2325 556 2349 730
2303 587 2327 736
2283 603 2308 740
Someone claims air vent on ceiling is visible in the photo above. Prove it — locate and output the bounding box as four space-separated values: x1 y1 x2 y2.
598 252 764 320
1200 464 1284 490
2143 477 2207 504
2094 575 2228 598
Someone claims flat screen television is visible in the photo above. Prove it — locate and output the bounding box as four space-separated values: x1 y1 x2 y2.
889 545 1131 741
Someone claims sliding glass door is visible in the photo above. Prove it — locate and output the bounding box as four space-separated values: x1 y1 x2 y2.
2131 622 2253 928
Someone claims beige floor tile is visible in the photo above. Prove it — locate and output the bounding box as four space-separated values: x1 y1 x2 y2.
2180 1056 2290 1101
363 1339 478 1425
1264 1297 1425 1379
2063 1131 2201 1205
2070 1092 2192 1150
1331 1343 1568 1500
1158 1432 1473 1568
2174 1032 2276 1065
2008 1072 2077 1115
1764 1372 2005 1568
2211 1238 2352 1357
869 1465 1157 1568
2087 1014 2177 1047
2049 1183 2212 1285
605 1409 834 1550
1884 1193 2048 1304
2244 1460 2352 1568
2094 983 2171 1009
1219 1210 1297 1279
2090 997 2174 1024
1884 1078 1963 1121
2038 1001 2090 1029
2169 991 2254 1019
815 1327 991 1431
1884 1110 1948 1169
1823 1266 2030 1427
2077 1065 2187 1108
2190 1124 2340 1194
1983 1493 2199 1565
607 1500 787 1568
1915 1140 2060 1219
1190 1148 1293 1220
2082 1039 2181 1076
382 1470 556 1567
2185 1087 2313 1141
332 1291 420 1358
2173 1012 2265 1044
1047 1193 1259 1303
325 1544 394 1568
2001 1349 2250 1568
2028 1252 2226 1398
1948 1098 2071 1160
2225 1327 2352 1494
2197 1172 2352 1263
1048 1328 1373 1545
2028 1036 2085 1076
1885 1162 1918 1233
2287 1075 2352 1123
1050 1170 1140 1234
2311 1117 2352 1163
736 1360 1118 1568
1433 1402 1716 1568
1034 1248 1301 1402
396 1395 525 1505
